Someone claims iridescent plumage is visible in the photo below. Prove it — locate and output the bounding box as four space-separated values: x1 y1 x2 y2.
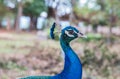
19 22 87 79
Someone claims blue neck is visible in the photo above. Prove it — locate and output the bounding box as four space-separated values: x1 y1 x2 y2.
57 38 82 79
20 38 82 79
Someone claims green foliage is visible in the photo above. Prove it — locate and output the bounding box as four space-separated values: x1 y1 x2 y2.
96 0 120 25
23 0 47 17
73 1 108 26
0 0 15 23
73 0 120 26
0 0 9 17
73 5 93 19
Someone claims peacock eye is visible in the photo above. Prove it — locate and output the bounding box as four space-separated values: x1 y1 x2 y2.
68 30 74 34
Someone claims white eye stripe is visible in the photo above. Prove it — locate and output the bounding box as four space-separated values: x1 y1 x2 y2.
65 30 75 37
67 29 73 30
74 30 78 34
67 29 78 34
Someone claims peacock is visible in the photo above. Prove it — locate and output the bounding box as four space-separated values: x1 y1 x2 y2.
19 22 87 79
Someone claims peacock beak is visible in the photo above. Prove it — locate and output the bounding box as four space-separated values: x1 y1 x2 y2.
78 32 87 38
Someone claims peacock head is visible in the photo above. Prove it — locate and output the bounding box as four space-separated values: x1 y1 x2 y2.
60 26 87 43
50 22 87 43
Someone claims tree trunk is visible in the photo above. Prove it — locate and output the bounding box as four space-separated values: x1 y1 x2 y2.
15 1 23 32
0 21 2 28
6 17 11 30
107 14 114 45
48 7 55 18
29 16 37 31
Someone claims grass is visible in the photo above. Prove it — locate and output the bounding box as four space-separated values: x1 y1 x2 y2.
0 31 59 54
0 31 120 79
0 39 34 54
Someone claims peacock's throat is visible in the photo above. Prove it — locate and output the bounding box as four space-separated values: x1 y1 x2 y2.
58 38 82 79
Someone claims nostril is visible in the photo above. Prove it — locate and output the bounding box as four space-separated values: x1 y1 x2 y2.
79 32 83 35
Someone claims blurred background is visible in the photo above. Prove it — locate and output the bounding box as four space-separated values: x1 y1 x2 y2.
0 0 120 79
